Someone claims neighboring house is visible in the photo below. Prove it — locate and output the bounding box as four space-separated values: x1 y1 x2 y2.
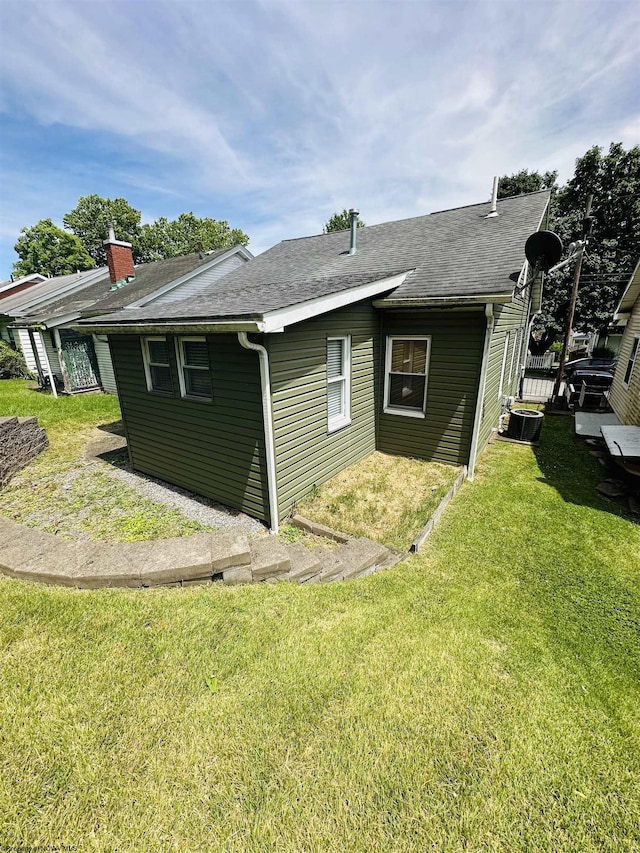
5 232 252 395
80 191 550 531
0 268 109 369
0 273 48 303
609 261 640 425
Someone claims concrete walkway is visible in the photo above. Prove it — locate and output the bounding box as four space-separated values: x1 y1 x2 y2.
0 516 405 589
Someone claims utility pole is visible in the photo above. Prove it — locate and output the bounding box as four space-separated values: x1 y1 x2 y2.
552 194 593 401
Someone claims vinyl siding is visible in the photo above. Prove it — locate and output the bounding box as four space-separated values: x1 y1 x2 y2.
478 287 530 452
145 254 246 306
110 333 269 521
267 302 378 519
609 299 640 425
93 335 117 393
377 309 485 466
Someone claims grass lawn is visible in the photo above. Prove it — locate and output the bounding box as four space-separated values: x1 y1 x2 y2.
295 451 460 550
0 380 212 540
1 409 639 851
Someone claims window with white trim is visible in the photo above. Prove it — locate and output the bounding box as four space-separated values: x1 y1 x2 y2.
498 331 510 399
327 336 351 432
142 337 173 393
384 336 430 417
508 329 518 384
623 335 639 386
176 337 212 400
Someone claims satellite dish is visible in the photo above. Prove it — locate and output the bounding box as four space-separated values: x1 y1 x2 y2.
525 230 563 272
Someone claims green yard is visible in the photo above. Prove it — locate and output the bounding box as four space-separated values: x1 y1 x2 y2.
0 385 638 852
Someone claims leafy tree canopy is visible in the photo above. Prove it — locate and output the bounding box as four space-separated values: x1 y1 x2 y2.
63 195 142 266
137 213 249 264
13 196 250 276
323 209 366 233
499 143 640 353
12 219 95 277
497 169 558 198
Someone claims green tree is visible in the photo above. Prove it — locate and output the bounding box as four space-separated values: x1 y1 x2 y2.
12 219 95 277
499 144 640 353
323 209 366 233
137 213 249 263
497 169 558 199
63 195 142 266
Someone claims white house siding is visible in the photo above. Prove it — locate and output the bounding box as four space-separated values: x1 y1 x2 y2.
42 332 63 381
609 300 640 426
93 335 117 393
16 329 55 378
147 254 245 306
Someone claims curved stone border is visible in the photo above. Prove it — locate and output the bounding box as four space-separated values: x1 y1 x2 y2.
0 517 407 589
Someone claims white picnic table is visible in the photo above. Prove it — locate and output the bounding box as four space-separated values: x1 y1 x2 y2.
600 425 640 460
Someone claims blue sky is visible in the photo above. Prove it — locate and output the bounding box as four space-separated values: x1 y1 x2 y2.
0 0 638 279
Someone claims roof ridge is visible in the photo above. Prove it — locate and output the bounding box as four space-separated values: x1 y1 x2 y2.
279 190 551 244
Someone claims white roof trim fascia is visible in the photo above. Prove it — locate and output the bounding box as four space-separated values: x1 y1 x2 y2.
373 293 511 308
613 260 640 320
260 272 409 333
2 267 108 314
76 319 263 335
130 246 254 308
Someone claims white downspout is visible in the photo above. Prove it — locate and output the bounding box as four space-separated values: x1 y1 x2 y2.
467 303 494 480
237 332 279 533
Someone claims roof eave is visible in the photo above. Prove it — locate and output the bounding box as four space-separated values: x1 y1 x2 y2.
76 319 265 335
373 293 513 308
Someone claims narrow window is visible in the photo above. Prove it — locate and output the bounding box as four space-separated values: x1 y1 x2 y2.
498 331 510 399
384 336 429 417
142 337 172 393
508 329 518 384
327 336 351 432
623 336 639 386
177 337 212 400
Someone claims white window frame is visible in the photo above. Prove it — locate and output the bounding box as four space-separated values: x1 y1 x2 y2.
141 336 173 394
623 335 639 387
327 335 351 433
498 331 510 399
175 336 212 401
383 335 430 419
508 329 518 384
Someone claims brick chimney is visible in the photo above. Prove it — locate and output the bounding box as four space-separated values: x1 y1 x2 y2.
103 223 135 284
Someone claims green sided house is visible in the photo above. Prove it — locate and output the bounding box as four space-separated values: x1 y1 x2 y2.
80 190 550 531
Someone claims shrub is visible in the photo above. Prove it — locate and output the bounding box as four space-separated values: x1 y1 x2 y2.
0 340 34 379
591 345 615 359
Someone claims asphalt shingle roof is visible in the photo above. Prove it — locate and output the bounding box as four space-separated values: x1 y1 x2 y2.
83 191 550 328
15 250 232 324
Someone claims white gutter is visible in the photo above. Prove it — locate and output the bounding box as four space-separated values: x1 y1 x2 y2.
467 303 494 480
237 332 279 533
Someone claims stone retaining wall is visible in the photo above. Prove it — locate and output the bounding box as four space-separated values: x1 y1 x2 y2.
0 516 406 590
0 416 48 487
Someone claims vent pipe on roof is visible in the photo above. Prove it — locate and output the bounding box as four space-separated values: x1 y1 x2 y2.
349 208 359 255
486 177 499 218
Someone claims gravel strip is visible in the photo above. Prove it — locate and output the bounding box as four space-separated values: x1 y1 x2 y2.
91 456 266 536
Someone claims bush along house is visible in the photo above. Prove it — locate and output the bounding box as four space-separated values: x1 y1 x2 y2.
79 190 551 531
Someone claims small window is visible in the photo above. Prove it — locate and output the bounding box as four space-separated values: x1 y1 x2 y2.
177 337 212 400
327 336 351 432
142 337 173 393
498 331 510 399
384 336 429 417
623 336 639 386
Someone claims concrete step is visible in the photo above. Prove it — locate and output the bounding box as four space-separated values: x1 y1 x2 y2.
250 536 291 581
286 543 323 583
337 537 391 580
303 547 343 582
